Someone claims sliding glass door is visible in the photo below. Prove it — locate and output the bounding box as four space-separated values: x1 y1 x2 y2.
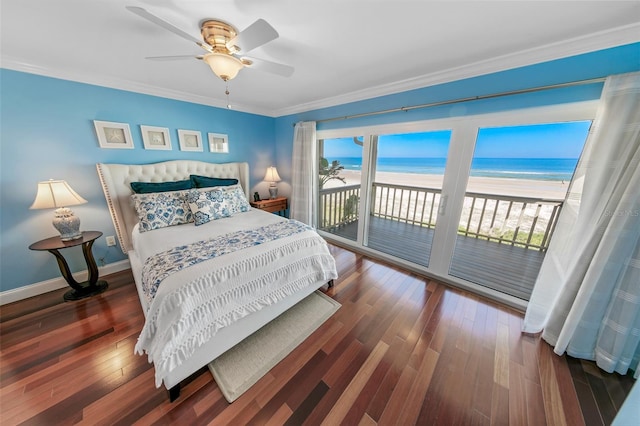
316 102 598 303
448 121 591 299
364 130 451 267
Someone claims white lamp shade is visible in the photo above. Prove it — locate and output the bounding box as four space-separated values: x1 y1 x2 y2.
203 53 244 81
264 166 281 183
30 180 87 210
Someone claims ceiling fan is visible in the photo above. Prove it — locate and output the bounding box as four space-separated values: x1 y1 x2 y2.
126 6 294 82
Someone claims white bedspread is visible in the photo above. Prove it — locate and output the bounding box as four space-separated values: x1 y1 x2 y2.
131 210 338 387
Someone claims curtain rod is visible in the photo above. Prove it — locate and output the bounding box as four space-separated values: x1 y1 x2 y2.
299 77 606 126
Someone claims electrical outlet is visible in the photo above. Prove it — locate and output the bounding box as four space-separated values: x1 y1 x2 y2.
105 235 116 246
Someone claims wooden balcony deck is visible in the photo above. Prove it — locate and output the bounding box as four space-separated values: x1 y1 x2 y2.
326 216 545 300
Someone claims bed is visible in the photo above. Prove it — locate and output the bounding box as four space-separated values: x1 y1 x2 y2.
96 160 338 400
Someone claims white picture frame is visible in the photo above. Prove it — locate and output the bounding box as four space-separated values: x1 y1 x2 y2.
93 120 134 149
208 133 229 153
178 129 203 152
140 125 172 150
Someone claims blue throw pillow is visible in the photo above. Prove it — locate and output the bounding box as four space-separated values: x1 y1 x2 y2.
131 190 193 232
186 188 232 225
190 175 238 189
131 180 192 194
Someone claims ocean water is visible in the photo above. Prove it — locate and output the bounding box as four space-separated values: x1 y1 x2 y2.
329 157 579 181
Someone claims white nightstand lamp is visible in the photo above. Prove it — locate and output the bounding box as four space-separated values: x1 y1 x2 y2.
264 166 281 199
30 179 87 241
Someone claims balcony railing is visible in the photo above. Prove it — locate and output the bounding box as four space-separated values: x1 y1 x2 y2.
319 182 563 251
318 184 361 230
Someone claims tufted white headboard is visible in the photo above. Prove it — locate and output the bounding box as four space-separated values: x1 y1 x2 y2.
96 160 250 254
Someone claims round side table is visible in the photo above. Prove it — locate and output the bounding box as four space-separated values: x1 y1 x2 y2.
29 231 109 301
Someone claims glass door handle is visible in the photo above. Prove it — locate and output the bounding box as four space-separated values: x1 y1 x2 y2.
438 194 448 215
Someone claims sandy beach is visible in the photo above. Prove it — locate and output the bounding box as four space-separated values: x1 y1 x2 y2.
326 170 568 200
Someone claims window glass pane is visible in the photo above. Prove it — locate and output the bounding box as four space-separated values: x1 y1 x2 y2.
449 120 591 300
366 130 451 267
318 137 363 241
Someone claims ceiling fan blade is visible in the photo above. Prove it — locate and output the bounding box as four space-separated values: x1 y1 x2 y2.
126 6 210 51
228 19 278 53
145 55 204 61
243 56 294 77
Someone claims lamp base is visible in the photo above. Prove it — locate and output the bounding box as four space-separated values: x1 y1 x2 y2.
268 186 278 199
53 208 82 241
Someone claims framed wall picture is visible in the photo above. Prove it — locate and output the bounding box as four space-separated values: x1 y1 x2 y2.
208 133 229 153
178 129 203 152
93 120 134 149
141 125 172 150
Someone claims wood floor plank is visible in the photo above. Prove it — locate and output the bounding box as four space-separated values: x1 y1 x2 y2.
0 247 634 425
584 372 618 426
358 412 377 426
473 346 498 419
417 296 467 424
550 348 585 426
340 337 399 424
359 335 406 421
509 361 528 426
320 340 389 425
264 403 293 426
539 341 569 426
284 380 329 426
376 361 418 424
490 382 510 426
494 322 511 388
303 345 370 425
571 378 604 426
524 377 548 426
250 351 326 423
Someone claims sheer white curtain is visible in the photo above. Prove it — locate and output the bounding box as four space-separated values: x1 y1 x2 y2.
290 121 317 225
523 72 640 378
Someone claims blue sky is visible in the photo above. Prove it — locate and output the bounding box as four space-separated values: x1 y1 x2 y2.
324 120 591 159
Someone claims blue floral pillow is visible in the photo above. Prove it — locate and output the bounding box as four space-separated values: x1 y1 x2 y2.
132 190 193 232
222 186 251 214
186 188 233 226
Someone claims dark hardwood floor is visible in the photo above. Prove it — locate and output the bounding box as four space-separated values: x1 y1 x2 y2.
0 244 635 425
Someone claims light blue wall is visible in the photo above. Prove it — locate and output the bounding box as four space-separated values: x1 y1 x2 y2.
2 42 638 295
274 42 640 189
0 69 276 292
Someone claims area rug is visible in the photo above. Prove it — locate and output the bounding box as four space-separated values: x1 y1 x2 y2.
208 290 341 402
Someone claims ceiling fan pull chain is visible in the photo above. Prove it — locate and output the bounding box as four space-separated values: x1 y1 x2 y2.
226 84 232 109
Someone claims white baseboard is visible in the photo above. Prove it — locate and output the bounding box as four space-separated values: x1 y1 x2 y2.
0 260 131 306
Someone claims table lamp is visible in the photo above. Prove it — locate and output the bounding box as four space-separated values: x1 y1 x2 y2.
264 166 281 199
30 179 87 241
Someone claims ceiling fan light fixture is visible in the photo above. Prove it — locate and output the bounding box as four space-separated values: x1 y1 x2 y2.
203 53 244 81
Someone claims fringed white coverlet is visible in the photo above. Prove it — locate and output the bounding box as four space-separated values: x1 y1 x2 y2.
134 220 338 387
141 220 314 305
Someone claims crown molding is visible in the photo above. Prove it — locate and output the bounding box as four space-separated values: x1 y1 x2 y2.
0 57 274 117
3 22 638 119
272 22 640 117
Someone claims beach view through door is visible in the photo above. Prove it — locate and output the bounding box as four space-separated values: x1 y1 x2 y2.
316 110 594 302
364 130 452 267
448 121 592 300
318 136 363 242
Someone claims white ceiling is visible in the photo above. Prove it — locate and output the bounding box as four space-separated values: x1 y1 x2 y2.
2 1 639 117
